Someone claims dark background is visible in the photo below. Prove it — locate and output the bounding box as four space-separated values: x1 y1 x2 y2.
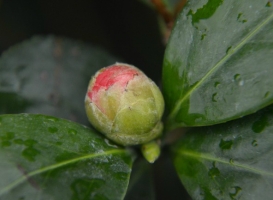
0 0 165 83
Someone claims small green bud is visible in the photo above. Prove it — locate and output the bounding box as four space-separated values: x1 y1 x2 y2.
141 140 161 163
85 63 164 146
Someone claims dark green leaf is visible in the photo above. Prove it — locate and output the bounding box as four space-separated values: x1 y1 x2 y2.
172 105 273 200
163 0 273 129
0 36 118 125
0 114 134 200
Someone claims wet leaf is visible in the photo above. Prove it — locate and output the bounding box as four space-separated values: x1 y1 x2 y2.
172 105 273 200
0 114 134 200
163 0 273 129
0 36 117 126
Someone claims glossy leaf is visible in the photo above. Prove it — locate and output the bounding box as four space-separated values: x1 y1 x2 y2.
0 114 134 200
0 36 117 125
163 0 273 129
172 105 273 200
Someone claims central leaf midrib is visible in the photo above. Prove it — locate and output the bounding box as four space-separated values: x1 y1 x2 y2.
168 12 273 122
0 149 126 196
179 150 273 177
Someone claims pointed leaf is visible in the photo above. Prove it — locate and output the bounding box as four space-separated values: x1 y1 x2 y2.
0 36 118 125
0 114 134 200
163 0 273 129
172 105 273 200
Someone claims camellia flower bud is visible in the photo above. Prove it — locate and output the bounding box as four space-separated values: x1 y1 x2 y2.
85 63 164 146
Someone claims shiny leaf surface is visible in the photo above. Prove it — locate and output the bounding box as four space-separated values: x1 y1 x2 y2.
163 0 273 129
0 36 117 125
172 105 273 200
0 114 134 200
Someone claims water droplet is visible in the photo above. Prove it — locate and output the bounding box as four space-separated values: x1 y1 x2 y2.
71 178 105 199
22 147 40 162
251 140 258 147
239 80 244 86
48 127 58 133
237 13 242 20
234 74 240 80
104 138 118 148
214 82 220 88
264 91 270 98
266 2 271 7
55 141 62 146
237 13 247 23
0 132 15 140
229 186 242 199
0 132 15 147
208 166 220 179
234 74 244 86
229 158 234 164
212 93 218 102
201 33 207 40
45 116 59 122
1 140 11 147
14 138 24 144
219 139 233 150
252 115 268 133
24 139 37 146
68 129 77 135
226 46 232 54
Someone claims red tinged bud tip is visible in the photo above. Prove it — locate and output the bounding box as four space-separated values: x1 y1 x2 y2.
88 64 139 106
85 63 164 146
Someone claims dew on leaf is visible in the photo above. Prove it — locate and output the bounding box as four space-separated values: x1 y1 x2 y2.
201 33 207 40
1 140 11 147
14 138 24 144
104 138 118 148
214 82 220 88
0 132 15 140
219 139 233 150
187 0 224 25
55 141 62 146
264 91 270 98
22 147 41 162
237 13 247 23
208 162 220 179
68 129 77 135
237 13 242 20
229 158 234 164
212 93 218 102
48 127 58 133
251 140 258 147
229 186 242 199
266 1 271 7
24 139 38 146
45 116 59 122
226 46 232 54
234 74 244 86
252 115 268 133
234 74 240 81
71 178 105 199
